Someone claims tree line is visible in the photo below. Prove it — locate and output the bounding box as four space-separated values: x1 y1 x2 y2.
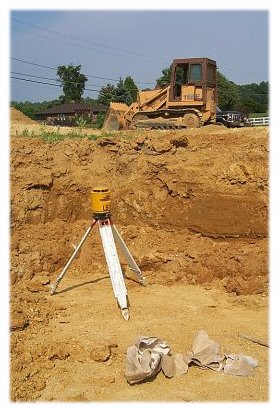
217 72 268 114
11 64 268 121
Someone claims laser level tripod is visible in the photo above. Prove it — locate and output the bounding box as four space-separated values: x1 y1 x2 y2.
50 187 146 320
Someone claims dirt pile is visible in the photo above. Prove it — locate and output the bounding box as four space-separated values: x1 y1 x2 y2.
10 107 38 125
9 124 269 401
10 127 268 294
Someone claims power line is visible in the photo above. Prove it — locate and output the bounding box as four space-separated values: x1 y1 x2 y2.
11 71 105 89
11 80 62 94
11 57 56 71
11 59 268 100
11 75 268 100
11 71 142 93
11 67 268 97
12 71 59 82
11 76 100 92
12 18 268 85
11 76 60 87
11 57 155 85
12 18 267 80
12 23 145 66
221 65 266 77
12 17 168 64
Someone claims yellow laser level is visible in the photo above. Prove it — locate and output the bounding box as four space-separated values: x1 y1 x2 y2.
91 187 111 219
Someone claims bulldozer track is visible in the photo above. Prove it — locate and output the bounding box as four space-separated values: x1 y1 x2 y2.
132 108 202 130
134 121 188 130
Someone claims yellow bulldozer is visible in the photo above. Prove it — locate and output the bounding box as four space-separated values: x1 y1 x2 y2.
103 57 217 131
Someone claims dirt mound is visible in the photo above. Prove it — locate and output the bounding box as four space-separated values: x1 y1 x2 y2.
10 107 38 125
9 126 269 401
10 127 268 295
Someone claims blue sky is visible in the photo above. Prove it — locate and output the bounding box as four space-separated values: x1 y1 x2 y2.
10 9 269 102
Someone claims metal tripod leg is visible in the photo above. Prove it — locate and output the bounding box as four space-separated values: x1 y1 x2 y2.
98 219 129 320
50 220 97 295
111 224 146 285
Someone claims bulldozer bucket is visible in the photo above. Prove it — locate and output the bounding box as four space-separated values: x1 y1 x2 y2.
102 102 130 131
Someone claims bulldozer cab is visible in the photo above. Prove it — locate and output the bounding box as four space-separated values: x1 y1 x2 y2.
169 58 216 105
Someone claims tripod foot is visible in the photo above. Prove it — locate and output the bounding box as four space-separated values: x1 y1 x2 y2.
121 308 130 321
140 276 147 286
50 284 57 295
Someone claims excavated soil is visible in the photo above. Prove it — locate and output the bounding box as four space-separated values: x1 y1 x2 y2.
10 110 269 402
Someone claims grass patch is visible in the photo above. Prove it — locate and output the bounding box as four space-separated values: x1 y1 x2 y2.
20 128 35 137
16 126 116 142
39 130 64 142
249 113 269 118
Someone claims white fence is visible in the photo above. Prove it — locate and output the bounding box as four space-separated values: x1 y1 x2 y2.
248 117 269 126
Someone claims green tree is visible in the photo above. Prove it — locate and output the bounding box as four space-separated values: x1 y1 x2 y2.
217 72 240 110
81 96 98 104
114 78 133 105
237 81 268 114
156 65 172 87
98 77 138 105
57 64 87 103
97 84 116 105
123 76 138 102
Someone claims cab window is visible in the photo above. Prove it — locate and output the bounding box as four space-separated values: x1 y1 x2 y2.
189 64 202 82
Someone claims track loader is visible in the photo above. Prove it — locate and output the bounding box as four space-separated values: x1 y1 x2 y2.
103 57 217 130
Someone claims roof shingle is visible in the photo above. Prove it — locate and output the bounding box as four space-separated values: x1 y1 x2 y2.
35 103 107 115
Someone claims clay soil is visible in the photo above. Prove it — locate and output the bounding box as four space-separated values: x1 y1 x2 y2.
9 110 269 402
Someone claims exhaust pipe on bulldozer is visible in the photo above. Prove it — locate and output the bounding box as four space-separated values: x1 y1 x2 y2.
102 102 130 131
